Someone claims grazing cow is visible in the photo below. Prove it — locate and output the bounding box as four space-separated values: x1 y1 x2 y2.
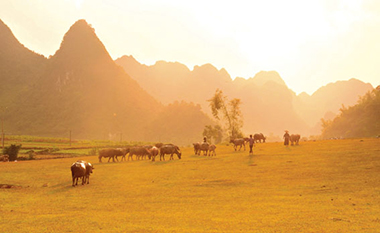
71 161 87 186
193 142 201 155
0 154 9 162
99 148 124 162
128 146 152 160
149 146 159 161
254 133 266 143
199 142 209 156
208 144 216 156
290 134 301 145
160 144 181 161
114 148 129 161
230 138 246 151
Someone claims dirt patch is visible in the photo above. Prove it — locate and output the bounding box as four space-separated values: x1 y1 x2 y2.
0 184 22 189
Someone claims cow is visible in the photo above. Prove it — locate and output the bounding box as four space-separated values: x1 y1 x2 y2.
71 161 87 186
199 142 209 156
290 134 301 145
128 146 152 160
98 148 124 162
254 133 266 143
193 142 201 155
208 144 216 156
0 154 9 162
149 146 159 161
160 144 181 161
76 160 94 184
230 138 246 151
114 148 130 161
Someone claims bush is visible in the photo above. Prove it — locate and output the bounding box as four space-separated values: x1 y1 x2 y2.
3 144 22 161
88 147 98 156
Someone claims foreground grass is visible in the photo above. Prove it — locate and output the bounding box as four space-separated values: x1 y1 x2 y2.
1 138 380 232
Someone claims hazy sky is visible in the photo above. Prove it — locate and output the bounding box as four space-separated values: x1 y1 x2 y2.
1 0 379 94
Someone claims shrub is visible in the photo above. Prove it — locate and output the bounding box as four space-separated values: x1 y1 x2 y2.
88 147 98 156
3 144 22 161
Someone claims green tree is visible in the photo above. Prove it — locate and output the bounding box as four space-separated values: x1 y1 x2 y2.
3 144 22 161
208 89 243 139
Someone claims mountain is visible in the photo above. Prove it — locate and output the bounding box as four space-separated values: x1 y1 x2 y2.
116 56 374 138
293 78 374 134
3 20 159 140
321 86 380 138
0 19 47 110
0 19 214 143
116 56 310 137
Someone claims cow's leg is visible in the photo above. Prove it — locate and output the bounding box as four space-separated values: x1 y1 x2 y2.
72 177 75 187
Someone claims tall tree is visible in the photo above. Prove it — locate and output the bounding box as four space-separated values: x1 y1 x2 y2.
208 89 243 139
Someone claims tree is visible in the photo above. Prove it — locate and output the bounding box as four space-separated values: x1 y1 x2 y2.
208 89 243 139
202 125 223 144
3 144 22 161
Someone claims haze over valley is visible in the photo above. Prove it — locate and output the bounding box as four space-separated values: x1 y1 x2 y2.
0 18 376 144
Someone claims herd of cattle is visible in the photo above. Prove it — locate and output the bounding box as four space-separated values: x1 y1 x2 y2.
69 133 301 187
98 143 182 163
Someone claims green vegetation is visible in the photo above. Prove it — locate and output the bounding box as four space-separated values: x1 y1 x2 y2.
1 138 379 232
2 144 21 161
208 89 243 139
202 125 223 144
322 87 380 138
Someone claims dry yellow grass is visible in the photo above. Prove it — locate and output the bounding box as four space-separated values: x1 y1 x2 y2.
1 138 380 232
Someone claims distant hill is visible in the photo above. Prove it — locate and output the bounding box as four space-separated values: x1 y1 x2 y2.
1 19 212 143
293 78 374 134
116 56 373 137
321 86 380 138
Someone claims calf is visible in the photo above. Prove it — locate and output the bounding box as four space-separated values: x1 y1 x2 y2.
208 144 216 156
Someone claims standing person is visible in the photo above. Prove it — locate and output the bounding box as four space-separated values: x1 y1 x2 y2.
247 134 255 154
283 130 290 146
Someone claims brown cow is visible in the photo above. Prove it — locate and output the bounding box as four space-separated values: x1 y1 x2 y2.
290 134 301 145
230 138 246 151
71 161 86 186
149 146 159 161
115 148 130 161
160 144 181 161
193 142 201 155
98 148 124 162
76 160 94 185
253 133 266 143
199 142 209 156
208 144 216 156
128 146 152 160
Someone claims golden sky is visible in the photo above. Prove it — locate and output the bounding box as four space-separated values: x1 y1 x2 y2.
1 0 379 94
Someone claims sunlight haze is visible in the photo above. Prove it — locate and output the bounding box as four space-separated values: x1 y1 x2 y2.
1 0 379 94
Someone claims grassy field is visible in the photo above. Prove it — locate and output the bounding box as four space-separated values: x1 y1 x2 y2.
1 138 380 232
